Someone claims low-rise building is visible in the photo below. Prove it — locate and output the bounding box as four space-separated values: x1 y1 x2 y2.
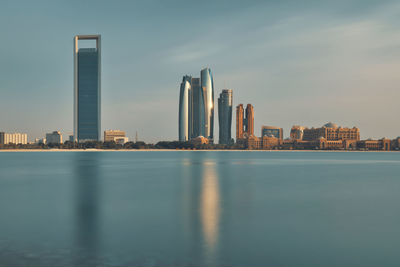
261 136 281 149
46 131 63 144
190 136 209 145
0 132 28 145
237 135 282 150
114 137 129 145
357 138 391 151
392 137 400 150
261 126 283 141
34 138 47 145
104 130 128 144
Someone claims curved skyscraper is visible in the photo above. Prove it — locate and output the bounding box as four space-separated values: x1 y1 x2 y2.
179 76 192 141
73 35 101 142
178 68 214 142
200 68 214 140
218 89 233 144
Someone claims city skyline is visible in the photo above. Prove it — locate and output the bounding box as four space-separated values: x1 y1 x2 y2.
1 1 400 142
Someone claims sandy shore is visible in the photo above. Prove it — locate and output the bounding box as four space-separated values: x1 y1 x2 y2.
0 149 396 152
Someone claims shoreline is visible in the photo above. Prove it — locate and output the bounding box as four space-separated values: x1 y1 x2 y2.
0 149 397 152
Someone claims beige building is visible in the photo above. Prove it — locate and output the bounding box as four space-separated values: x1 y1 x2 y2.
357 138 391 151
237 135 283 150
261 126 283 141
104 130 129 144
290 126 305 140
286 122 360 150
236 104 255 140
190 136 209 145
0 132 28 145
302 122 360 142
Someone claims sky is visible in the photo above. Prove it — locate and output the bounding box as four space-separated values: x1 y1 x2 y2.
0 0 400 142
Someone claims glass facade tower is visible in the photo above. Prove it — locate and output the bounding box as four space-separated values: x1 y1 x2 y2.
218 89 233 144
178 68 214 142
74 35 101 142
200 68 214 141
191 78 203 138
179 76 192 141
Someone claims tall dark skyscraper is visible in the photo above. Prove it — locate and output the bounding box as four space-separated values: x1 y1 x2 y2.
191 78 202 139
74 35 101 142
178 68 214 142
218 89 233 144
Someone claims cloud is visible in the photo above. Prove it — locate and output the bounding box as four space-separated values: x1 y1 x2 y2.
166 42 224 63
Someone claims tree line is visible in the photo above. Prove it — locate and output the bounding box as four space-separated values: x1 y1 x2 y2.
0 141 245 150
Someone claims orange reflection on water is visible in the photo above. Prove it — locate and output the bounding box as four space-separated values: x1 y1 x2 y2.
200 161 220 253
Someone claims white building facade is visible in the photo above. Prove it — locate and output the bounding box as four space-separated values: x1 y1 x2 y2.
0 132 28 145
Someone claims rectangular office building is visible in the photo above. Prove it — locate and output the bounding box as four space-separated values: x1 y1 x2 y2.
46 131 63 144
74 35 101 142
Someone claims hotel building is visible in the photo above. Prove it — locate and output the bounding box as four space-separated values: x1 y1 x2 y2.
302 122 360 142
0 132 28 145
284 123 360 150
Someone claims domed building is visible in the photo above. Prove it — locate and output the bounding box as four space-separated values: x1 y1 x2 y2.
297 122 360 149
323 122 338 128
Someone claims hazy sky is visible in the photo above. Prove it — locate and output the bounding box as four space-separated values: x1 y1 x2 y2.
1 0 400 142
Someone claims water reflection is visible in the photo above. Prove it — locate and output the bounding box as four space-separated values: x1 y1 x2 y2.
181 154 221 266
73 152 102 265
200 161 220 266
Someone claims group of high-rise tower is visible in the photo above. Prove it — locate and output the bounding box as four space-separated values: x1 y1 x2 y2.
236 104 255 140
179 68 235 144
178 69 214 141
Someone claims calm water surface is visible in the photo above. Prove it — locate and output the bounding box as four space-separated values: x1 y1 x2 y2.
0 151 400 267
